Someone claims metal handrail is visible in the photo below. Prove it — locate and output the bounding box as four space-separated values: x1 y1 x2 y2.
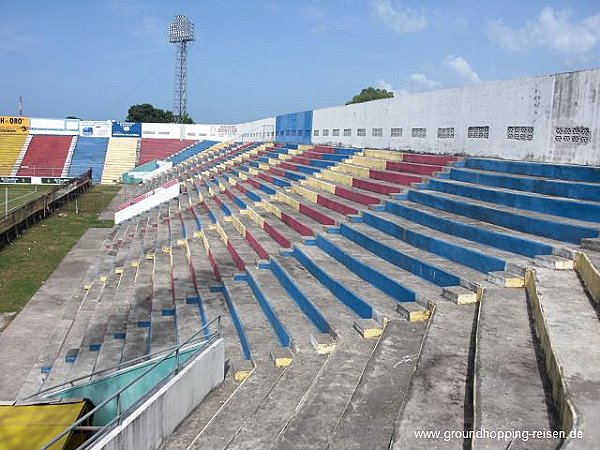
40 315 221 450
26 328 212 401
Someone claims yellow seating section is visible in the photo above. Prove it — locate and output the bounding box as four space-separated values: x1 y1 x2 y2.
101 138 139 184
0 135 27 176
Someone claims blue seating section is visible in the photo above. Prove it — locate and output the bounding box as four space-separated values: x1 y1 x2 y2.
67 137 109 183
168 140 219 165
462 158 600 183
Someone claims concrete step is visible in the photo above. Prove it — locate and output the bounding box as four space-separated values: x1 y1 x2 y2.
149 316 177 354
222 280 283 364
408 188 598 246
474 286 559 449
323 230 443 305
328 320 426 450
227 353 328 449
247 265 329 351
274 255 363 333
442 285 478 305
379 202 534 268
158 373 237 448
298 243 403 320
392 301 478 449
487 271 525 288
353 318 384 339
447 166 600 203
529 268 600 448
427 177 600 224
398 198 579 259
166 363 282 449
273 332 377 449
534 254 574 270
349 221 488 288
582 237 600 251
397 302 431 322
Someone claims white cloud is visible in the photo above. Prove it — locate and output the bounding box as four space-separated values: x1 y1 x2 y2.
376 78 394 92
487 7 600 55
375 79 409 96
377 56 480 95
409 73 442 89
443 56 481 84
372 0 427 35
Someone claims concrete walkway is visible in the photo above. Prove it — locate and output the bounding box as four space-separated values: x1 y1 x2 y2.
533 268 600 449
0 227 112 400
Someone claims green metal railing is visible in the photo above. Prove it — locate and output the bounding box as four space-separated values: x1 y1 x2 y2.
40 315 221 450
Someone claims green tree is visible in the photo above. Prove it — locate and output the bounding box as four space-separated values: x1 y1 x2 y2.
126 103 194 124
345 87 394 105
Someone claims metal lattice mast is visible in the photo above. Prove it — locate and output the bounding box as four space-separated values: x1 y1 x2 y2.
168 15 195 123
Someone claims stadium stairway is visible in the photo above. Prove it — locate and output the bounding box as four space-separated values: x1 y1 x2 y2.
10 143 600 449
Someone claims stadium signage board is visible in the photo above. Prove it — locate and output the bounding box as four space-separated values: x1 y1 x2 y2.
0 176 32 184
80 120 111 137
0 116 30 135
41 177 71 185
112 121 142 138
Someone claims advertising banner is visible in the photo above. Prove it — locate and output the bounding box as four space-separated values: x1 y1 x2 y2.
0 116 29 135
211 124 238 138
80 120 111 137
112 121 142 138
41 177 71 184
0 176 32 184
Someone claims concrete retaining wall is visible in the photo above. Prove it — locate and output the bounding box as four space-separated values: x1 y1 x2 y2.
524 270 576 446
311 69 600 165
575 252 600 303
89 338 225 450
114 180 180 224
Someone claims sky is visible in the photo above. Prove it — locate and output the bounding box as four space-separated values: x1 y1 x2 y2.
1 0 599 124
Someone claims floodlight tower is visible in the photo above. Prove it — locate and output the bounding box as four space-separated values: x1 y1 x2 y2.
168 15 195 123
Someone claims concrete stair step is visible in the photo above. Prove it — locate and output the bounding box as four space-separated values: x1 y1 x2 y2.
487 271 525 288
353 318 383 339
474 286 559 449
328 320 426 450
534 254 575 270
528 268 600 448
397 302 431 322
226 352 326 449
392 301 477 449
582 237 600 251
442 285 478 305
272 331 377 449
167 363 282 449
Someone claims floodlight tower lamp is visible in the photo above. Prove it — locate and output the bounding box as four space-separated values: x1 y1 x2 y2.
168 15 195 123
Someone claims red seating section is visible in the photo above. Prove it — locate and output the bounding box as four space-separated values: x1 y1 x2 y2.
17 135 73 177
138 139 196 165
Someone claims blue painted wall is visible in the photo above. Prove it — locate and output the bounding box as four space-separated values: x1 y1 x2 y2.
275 111 313 144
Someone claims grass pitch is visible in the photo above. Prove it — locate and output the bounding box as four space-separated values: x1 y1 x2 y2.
0 184 54 216
0 184 120 313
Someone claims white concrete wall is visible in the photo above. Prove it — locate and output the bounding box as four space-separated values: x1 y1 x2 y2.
115 181 180 224
141 123 182 140
89 339 225 450
312 69 600 165
30 117 80 135
235 117 275 142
